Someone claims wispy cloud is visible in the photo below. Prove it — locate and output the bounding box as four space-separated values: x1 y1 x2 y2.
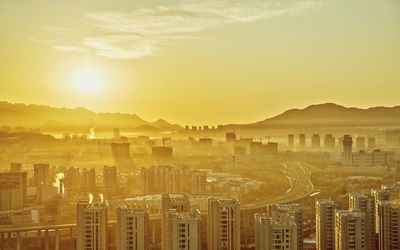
34 0 321 59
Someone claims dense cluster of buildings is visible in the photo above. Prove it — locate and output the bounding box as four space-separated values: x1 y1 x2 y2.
316 183 400 250
140 165 262 196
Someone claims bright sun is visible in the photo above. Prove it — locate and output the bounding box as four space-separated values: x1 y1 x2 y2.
72 68 102 94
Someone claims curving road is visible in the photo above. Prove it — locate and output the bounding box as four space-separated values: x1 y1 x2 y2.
243 161 314 209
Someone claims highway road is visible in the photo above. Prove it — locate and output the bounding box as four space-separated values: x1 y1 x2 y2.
243 161 314 209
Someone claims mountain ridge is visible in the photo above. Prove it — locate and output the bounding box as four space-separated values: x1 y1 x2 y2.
225 103 400 129
1 101 400 132
0 101 181 132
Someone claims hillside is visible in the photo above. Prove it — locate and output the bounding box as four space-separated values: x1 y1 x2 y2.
0 101 182 132
226 103 400 128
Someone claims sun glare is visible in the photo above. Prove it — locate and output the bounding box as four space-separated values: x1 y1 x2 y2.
72 68 102 94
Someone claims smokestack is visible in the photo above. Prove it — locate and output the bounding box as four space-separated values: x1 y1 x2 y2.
99 193 104 203
88 193 93 204
59 178 64 195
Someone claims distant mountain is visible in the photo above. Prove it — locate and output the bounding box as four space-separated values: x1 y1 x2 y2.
150 119 183 131
225 103 400 128
0 101 182 132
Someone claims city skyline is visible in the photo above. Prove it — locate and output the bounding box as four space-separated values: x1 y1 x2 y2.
1 0 399 124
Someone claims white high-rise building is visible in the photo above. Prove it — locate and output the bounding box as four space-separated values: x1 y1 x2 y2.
255 213 298 250
116 205 149 250
316 199 340 250
267 204 304 250
76 199 108 250
165 209 202 250
161 194 190 250
335 209 366 250
349 193 376 250
208 198 240 250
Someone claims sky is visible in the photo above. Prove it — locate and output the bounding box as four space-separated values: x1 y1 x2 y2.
0 0 399 125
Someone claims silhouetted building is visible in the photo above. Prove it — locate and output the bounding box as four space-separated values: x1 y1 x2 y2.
0 172 27 210
226 132 237 142
113 128 120 139
356 136 366 151
34 163 50 186
386 130 400 145
352 149 394 167
199 138 212 147
288 134 295 149
250 142 278 155
10 163 22 172
234 145 246 156
64 167 80 193
103 165 117 188
81 168 96 190
152 146 173 159
367 137 376 151
342 135 353 165
312 134 321 148
324 134 335 151
111 142 130 160
192 170 207 195
299 134 306 148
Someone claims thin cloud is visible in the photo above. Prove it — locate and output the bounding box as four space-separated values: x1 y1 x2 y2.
35 0 321 59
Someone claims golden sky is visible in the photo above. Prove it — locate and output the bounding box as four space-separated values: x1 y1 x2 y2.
0 0 399 125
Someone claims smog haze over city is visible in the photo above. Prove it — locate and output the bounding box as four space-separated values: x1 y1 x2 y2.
0 1 400 250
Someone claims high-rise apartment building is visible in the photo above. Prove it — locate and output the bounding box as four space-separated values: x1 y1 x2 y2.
349 193 376 250
377 201 400 250
161 194 190 250
76 199 108 250
165 209 202 250
371 186 391 234
335 209 366 250
316 199 340 250
255 213 298 250
64 167 80 193
116 205 149 250
266 204 304 250
192 170 207 195
34 163 50 186
208 198 240 250
103 165 117 188
0 171 27 210
81 168 96 191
